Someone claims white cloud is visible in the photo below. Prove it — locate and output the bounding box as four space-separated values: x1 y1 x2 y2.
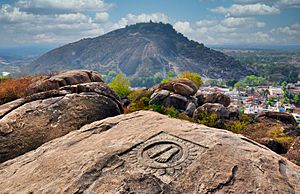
0 4 34 23
211 3 280 17
94 12 109 23
196 19 218 27
174 21 193 34
276 0 300 8
16 0 112 14
114 13 169 29
222 17 265 28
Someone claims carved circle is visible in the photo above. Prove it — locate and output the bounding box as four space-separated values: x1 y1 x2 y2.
137 139 189 169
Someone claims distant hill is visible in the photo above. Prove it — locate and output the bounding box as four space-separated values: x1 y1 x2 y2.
28 22 253 81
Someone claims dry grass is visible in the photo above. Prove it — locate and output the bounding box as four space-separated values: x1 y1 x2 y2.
0 76 35 105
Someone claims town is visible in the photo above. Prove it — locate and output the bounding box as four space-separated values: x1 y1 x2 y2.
199 81 300 124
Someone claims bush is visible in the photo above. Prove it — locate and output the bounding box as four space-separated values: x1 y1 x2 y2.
164 106 179 117
269 127 294 149
126 89 152 113
109 73 131 98
197 111 223 128
0 76 34 105
177 71 202 87
225 120 249 134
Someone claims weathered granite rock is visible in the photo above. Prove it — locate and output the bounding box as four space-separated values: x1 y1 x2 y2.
151 78 198 96
287 137 300 166
0 111 299 193
162 94 188 111
0 82 123 163
205 92 231 107
149 90 170 105
193 103 229 120
27 69 104 94
195 92 206 106
185 102 197 117
259 112 297 126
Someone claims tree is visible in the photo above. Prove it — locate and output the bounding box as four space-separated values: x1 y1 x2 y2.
177 71 202 87
109 73 131 97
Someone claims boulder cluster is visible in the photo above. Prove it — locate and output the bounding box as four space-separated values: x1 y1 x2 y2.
149 78 235 119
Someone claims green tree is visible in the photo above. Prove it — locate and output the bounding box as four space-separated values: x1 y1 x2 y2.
109 73 131 97
177 71 202 87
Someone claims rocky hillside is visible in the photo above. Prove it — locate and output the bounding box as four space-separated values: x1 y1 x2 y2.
28 22 253 80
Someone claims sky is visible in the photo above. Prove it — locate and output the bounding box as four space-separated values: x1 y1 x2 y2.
0 0 299 47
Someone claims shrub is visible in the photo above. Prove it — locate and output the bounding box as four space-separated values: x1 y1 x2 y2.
125 89 152 113
109 73 131 98
197 111 223 128
269 127 294 149
225 120 249 134
177 71 202 87
0 76 34 105
164 106 179 117
151 103 164 113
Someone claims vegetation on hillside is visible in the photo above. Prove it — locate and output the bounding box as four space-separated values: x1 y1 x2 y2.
0 76 35 105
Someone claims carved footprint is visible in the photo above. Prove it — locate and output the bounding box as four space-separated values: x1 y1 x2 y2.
154 147 179 163
148 145 173 159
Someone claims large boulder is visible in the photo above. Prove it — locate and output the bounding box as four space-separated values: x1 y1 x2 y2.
151 78 198 96
0 82 123 163
193 103 229 120
0 111 299 193
259 112 297 126
27 69 104 94
205 92 231 107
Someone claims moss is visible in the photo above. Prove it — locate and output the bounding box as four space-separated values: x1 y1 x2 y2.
225 120 249 134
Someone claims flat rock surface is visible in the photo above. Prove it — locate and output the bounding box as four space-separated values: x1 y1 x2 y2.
0 111 299 193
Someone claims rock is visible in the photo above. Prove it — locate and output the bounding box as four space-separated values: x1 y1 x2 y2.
185 102 196 117
258 138 288 154
259 112 297 126
149 90 170 105
173 83 194 96
227 105 240 119
151 78 198 96
195 92 206 106
0 82 123 163
287 137 300 166
0 111 299 193
162 94 188 111
205 92 231 107
193 103 229 120
27 69 104 94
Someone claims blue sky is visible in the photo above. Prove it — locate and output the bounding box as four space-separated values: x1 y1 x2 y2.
0 0 299 47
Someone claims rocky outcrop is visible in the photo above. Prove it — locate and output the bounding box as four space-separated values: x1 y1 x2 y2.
27 69 104 94
259 112 297 126
0 82 123 163
193 103 229 120
149 79 198 111
0 111 299 193
205 92 231 107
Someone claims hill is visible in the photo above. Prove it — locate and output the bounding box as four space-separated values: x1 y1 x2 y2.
28 22 253 82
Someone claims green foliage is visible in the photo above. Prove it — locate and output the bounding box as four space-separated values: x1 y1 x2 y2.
164 107 179 117
293 93 300 106
151 103 164 113
197 111 223 128
269 127 294 149
126 89 152 112
234 75 267 89
109 73 131 98
161 71 175 83
130 73 163 87
225 120 249 133
177 71 202 87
